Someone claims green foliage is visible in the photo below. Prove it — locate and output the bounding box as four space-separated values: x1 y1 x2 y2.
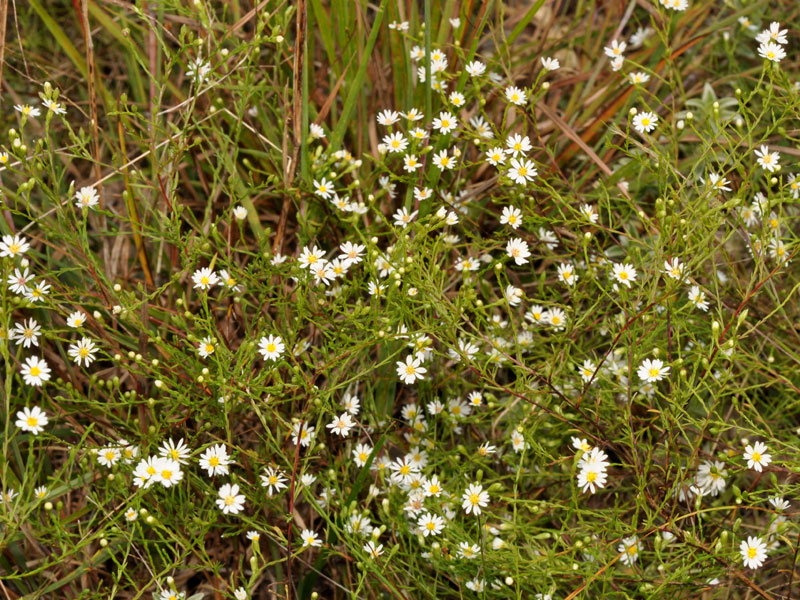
1 1 799 599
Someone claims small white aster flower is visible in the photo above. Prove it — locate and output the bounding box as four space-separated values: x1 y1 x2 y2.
506 238 531 265
637 358 670 383
326 412 356 437
258 334 285 361
541 56 560 71
301 528 323 547
216 483 246 515
754 145 780 172
618 536 639 565
68 337 98 367
740 536 768 569
396 355 426 384
743 441 772 472
500 206 523 229
192 267 219 290
505 85 527 106
15 405 48 435
757 41 786 63
74 186 99 210
0 234 30 258
465 60 486 77
21 356 51 387
461 483 489 515
611 263 637 288
632 111 658 134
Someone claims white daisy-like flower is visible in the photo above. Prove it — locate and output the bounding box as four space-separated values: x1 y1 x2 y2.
740 536 768 569
743 441 772 472
326 412 356 437
757 41 786 63
418 512 444 536
199 443 231 477
68 337 98 367
637 358 670 383
461 483 489 515
754 145 780 172
11 318 41 348
396 355 426 384
618 536 639 565
15 405 48 435
541 56 560 71
192 267 219 290
632 111 658 134
505 85 527 106
611 263 637 288
74 186 99 210
507 158 537 185
216 483 246 515
301 528 323 547
20 356 51 387
0 234 30 258
260 466 288 495
258 334 285 361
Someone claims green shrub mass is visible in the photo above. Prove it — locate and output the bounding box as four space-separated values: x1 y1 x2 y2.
1 1 800 598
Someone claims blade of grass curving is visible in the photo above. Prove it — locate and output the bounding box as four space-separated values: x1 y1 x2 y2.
28 0 112 107
327 0 389 154
506 0 547 46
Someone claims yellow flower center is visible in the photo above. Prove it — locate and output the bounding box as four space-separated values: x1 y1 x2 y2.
748 547 757 559
586 471 597 482
649 368 659 378
29 366 41 377
209 456 219 466
751 452 761 462
27 416 38 426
